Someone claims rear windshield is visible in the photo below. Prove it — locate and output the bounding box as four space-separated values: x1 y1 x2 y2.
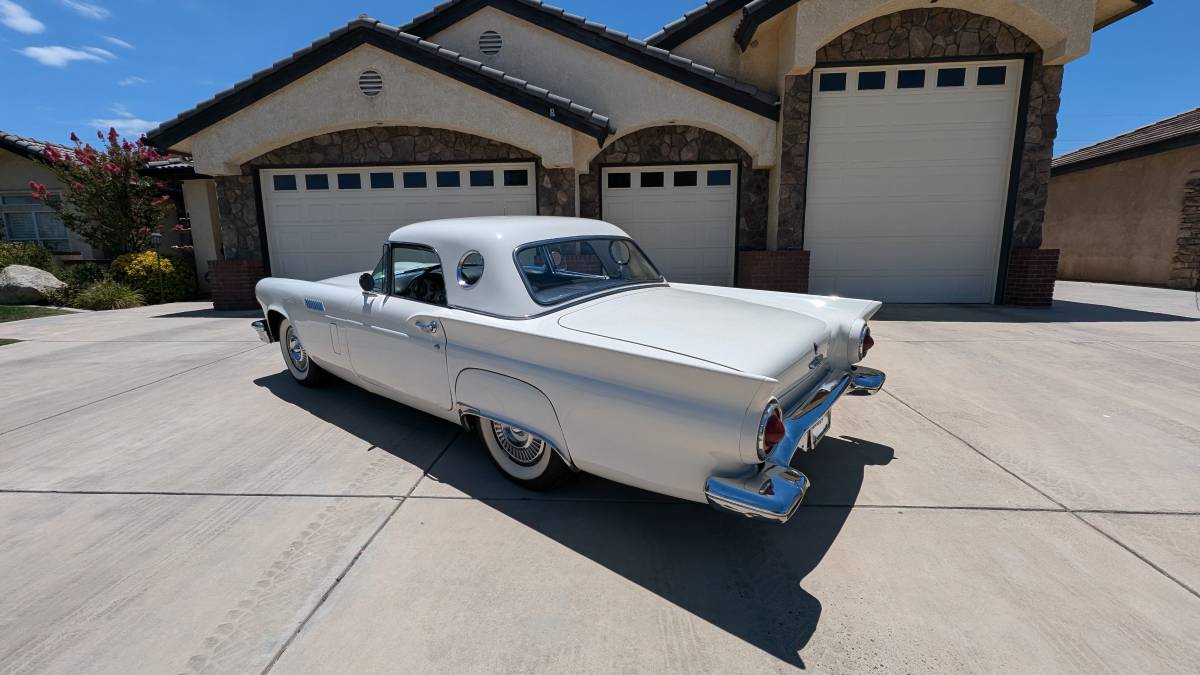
515 237 662 305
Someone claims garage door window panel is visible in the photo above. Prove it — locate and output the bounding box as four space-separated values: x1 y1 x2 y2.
820 72 847 92
706 170 732 186
607 172 632 189
305 174 329 190
403 172 428 189
898 70 926 89
673 171 698 187
640 172 665 188
977 66 1007 86
858 71 886 91
370 172 394 189
273 175 298 191
503 169 529 187
436 171 461 188
337 173 362 190
937 68 967 87
469 170 494 187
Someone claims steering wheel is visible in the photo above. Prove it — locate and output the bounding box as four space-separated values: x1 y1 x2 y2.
408 269 446 306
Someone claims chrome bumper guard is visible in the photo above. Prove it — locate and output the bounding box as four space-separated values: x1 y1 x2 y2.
704 365 886 523
251 320 272 344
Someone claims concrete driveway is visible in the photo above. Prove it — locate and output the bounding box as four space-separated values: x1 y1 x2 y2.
0 281 1197 673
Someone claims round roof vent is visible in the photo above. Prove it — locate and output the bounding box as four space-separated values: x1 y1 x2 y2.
358 69 383 97
478 30 503 56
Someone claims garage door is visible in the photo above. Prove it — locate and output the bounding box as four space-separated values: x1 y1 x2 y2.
261 163 536 280
601 164 738 285
805 60 1023 303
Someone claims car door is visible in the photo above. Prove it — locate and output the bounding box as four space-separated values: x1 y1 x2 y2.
346 244 452 411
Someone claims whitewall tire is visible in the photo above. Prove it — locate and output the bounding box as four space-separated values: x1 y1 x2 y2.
478 417 572 490
278 318 328 387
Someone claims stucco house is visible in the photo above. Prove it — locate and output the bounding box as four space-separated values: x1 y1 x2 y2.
145 0 1153 309
1 132 102 260
1044 108 1200 291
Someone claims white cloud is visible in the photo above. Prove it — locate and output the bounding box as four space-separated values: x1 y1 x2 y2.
118 75 147 87
61 0 109 20
89 117 159 137
103 35 132 49
19 45 115 67
0 0 44 34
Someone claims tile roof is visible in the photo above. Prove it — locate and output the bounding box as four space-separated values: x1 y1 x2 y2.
1052 108 1200 174
0 131 71 161
146 17 613 149
734 0 795 49
401 0 778 112
646 0 753 49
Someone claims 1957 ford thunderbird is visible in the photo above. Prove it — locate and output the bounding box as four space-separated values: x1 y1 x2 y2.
252 216 885 523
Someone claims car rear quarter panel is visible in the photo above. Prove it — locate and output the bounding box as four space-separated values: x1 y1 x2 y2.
443 314 775 502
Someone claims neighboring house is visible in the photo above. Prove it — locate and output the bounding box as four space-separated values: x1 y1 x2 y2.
146 0 1152 309
0 132 101 259
1044 108 1200 291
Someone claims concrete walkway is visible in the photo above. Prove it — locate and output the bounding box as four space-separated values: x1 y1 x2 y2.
0 282 1196 673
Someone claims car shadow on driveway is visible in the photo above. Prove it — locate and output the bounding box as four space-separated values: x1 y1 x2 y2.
875 300 1199 323
255 371 894 667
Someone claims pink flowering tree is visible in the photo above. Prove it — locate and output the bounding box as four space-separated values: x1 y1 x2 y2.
30 128 175 257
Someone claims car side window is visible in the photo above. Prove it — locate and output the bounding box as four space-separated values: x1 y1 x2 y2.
390 244 446 307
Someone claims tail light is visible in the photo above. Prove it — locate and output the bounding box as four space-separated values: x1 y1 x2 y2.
757 400 786 461
860 326 875 360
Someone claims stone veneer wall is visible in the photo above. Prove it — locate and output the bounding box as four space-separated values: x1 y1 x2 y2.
579 125 770 250
214 126 555 262
778 8 1062 257
1172 171 1200 290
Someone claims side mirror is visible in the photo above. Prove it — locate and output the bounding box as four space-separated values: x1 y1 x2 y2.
359 272 375 293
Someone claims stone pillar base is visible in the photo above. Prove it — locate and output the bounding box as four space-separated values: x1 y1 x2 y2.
736 250 810 293
209 259 265 311
1003 249 1059 307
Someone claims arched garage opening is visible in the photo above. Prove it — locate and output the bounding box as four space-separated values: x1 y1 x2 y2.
579 125 769 286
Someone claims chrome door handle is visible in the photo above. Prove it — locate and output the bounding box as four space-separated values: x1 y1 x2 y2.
415 320 438 334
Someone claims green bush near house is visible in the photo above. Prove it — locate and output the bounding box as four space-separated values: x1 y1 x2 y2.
110 251 197 304
0 242 54 271
42 262 110 307
71 280 144 311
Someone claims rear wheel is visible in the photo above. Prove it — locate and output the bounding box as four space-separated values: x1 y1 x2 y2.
477 417 573 490
279 318 328 387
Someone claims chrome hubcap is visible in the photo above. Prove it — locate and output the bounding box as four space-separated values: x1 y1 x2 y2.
285 327 308 372
490 421 546 466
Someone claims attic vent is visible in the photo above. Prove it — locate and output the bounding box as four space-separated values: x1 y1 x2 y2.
478 30 503 56
358 69 383 96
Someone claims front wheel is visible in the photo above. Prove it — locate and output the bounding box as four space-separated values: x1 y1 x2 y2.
477 417 573 490
278 318 328 387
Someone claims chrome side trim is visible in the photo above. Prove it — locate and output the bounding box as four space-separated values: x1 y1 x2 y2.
457 404 577 470
251 320 272 344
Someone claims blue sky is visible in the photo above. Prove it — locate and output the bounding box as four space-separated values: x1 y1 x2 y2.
0 0 1195 155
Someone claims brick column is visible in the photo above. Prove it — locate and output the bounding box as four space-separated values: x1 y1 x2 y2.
737 250 810 293
209 259 264 311
1003 249 1059 307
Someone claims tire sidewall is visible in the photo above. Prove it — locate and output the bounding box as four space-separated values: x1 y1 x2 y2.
279 319 312 383
480 420 554 482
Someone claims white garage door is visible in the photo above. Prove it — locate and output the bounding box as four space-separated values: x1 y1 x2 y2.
805 60 1023 303
261 163 536 280
602 164 738 285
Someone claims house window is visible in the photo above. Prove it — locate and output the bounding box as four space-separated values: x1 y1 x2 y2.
469 170 494 187
977 65 1007 86
370 172 394 189
337 173 362 190
436 171 461 188
937 68 967 87
503 169 529 186
673 171 698 187
403 172 428 189
305 174 329 190
1 197 70 251
607 172 631 189
640 172 665 188
819 72 847 92
706 169 732 186
858 71 886 90
272 174 297 191
897 69 926 89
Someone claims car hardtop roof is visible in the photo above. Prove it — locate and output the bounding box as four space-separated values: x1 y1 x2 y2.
387 216 630 250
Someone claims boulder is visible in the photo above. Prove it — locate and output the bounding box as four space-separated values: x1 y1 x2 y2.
0 265 67 305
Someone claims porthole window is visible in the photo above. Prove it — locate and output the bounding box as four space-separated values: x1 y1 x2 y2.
458 250 485 287
358 69 383 96
479 30 503 56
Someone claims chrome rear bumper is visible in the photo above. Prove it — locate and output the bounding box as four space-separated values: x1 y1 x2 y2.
704 365 886 523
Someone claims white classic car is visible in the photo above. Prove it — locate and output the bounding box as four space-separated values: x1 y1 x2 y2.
252 216 884 522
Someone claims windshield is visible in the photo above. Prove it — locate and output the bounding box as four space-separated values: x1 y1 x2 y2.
515 237 663 305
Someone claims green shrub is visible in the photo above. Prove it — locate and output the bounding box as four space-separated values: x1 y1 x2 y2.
110 251 197 303
0 242 54 271
71 280 144 310
41 262 109 307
